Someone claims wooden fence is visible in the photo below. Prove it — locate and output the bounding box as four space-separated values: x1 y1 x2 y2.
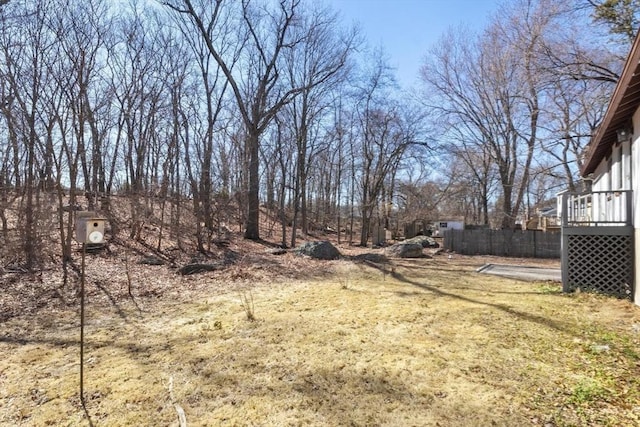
443 229 561 259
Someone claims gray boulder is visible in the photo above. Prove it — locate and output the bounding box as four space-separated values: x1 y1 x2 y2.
385 242 424 258
296 241 341 260
403 235 439 248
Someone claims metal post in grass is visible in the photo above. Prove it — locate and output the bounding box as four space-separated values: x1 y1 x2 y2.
74 212 107 405
80 241 86 404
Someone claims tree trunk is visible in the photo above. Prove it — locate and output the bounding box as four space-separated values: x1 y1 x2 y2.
501 185 514 229
360 207 371 246
244 129 260 240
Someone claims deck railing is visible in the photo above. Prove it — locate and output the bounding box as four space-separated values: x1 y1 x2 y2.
560 190 633 227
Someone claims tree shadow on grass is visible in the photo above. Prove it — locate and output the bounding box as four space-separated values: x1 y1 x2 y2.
358 257 564 297
92 279 131 321
389 270 575 336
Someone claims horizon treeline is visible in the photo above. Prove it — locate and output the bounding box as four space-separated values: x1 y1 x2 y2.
0 0 635 269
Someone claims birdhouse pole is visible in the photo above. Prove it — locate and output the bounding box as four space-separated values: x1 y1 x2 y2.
80 241 86 404
74 212 106 406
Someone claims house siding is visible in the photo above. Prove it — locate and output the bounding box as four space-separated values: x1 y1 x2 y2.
622 134 632 189
582 110 638 304
592 159 608 191
632 108 640 225
575 30 640 306
589 134 633 225
632 107 640 304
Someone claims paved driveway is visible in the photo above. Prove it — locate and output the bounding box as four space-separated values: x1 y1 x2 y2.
476 264 561 282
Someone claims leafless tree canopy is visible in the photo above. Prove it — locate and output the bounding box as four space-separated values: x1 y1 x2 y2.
0 0 630 268
420 0 626 228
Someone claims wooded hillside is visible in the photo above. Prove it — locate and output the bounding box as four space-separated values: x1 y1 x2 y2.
0 0 636 269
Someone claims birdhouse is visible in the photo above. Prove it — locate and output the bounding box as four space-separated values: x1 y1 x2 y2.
75 212 106 244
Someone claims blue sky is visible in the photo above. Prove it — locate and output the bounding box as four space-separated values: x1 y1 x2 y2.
325 0 501 89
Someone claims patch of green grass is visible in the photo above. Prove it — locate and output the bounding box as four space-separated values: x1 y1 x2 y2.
538 283 562 294
621 345 639 360
569 377 609 405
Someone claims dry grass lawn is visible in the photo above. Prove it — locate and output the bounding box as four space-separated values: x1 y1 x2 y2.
1 254 639 426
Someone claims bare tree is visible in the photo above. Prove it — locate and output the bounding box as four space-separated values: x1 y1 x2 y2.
540 78 609 192
353 51 417 245
532 0 628 85
422 0 559 229
169 8 231 252
421 27 523 227
0 0 57 268
164 0 350 240
281 4 357 246
107 4 167 240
